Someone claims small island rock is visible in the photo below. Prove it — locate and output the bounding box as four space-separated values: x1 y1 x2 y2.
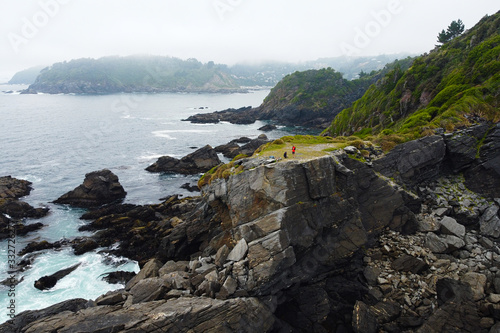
146 145 221 174
53 169 126 208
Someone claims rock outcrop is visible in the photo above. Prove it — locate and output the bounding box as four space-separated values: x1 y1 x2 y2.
3 123 500 332
0 176 48 239
146 145 221 174
53 169 126 208
34 263 82 290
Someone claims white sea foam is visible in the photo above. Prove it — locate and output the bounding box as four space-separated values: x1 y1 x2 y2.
151 131 177 139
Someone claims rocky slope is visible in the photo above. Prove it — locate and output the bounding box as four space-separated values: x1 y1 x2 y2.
2 122 499 332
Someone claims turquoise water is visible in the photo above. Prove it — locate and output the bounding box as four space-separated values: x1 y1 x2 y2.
0 86 295 321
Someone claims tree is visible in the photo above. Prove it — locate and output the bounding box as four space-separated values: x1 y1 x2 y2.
437 19 465 44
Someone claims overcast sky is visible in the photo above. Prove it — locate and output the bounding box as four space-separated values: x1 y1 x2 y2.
1 0 498 80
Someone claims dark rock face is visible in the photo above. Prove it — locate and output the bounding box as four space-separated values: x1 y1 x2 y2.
53 169 126 208
0 176 49 240
101 271 136 285
464 123 500 198
373 135 446 187
215 135 271 159
0 199 48 219
146 145 221 174
183 106 257 124
258 124 277 131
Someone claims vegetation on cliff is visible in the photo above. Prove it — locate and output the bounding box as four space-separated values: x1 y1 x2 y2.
260 68 375 113
326 11 500 145
254 58 414 128
25 56 241 94
7 65 44 84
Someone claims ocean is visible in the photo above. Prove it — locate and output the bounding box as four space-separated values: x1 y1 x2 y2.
0 85 300 322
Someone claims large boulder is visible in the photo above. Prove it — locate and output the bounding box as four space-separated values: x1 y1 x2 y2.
146 145 221 174
53 169 126 208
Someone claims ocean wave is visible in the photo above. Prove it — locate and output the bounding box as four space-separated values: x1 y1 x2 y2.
137 153 170 161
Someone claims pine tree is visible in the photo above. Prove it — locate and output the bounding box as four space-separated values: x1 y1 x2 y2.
437 19 465 44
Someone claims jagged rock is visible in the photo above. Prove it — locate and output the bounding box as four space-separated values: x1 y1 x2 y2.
19 240 61 256
424 232 448 253
95 290 127 305
0 176 32 199
480 205 500 238
214 141 240 157
465 123 500 198
0 177 49 239
219 276 238 298
146 145 221 174
184 106 257 124
373 135 446 187
129 277 166 304
163 271 191 290
227 238 248 262
101 271 136 285
125 258 162 291
417 278 484 333
158 260 189 276
72 238 98 255
226 135 270 159
34 263 81 290
54 169 126 208
440 216 466 238
424 232 465 253
0 199 48 219
215 244 230 267
258 124 277 131
444 124 490 172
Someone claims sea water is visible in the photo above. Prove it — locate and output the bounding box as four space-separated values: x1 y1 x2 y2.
0 85 299 322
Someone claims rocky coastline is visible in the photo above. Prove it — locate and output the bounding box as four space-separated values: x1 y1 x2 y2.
1 123 500 332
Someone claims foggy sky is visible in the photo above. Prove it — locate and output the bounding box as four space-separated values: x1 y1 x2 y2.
1 0 498 80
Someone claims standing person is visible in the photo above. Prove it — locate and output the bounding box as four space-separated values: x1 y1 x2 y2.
292 145 296 158
284 151 287 159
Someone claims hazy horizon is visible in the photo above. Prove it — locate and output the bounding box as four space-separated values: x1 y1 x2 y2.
1 0 498 81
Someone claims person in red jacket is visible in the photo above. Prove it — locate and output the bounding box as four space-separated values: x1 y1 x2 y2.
292 145 296 157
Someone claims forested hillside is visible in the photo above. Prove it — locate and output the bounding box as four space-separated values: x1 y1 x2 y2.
326 11 500 147
23 56 241 94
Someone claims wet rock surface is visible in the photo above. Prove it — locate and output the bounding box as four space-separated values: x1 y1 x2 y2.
0 176 48 240
146 144 221 174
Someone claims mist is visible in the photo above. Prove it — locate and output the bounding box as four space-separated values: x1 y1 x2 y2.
1 0 498 80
